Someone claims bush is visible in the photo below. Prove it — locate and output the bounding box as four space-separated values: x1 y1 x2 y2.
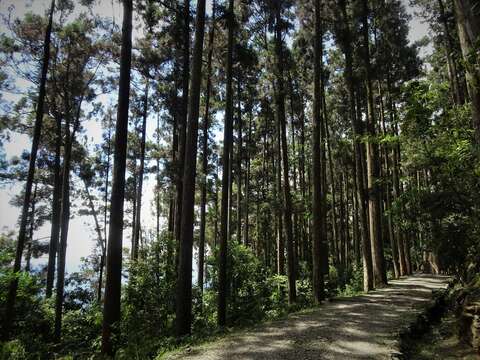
0 340 26 360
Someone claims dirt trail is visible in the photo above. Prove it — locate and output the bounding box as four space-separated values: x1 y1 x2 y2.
164 274 450 360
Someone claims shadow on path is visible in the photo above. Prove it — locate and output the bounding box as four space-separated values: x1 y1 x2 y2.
165 274 450 360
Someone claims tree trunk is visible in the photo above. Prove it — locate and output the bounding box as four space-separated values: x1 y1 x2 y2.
275 104 285 276
361 0 387 287
453 0 480 142
236 78 242 244
2 0 55 339
175 0 191 269
46 112 62 298
132 79 149 260
54 112 78 341
325 112 339 266
25 182 38 273
218 0 234 327
312 0 326 303
175 0 206 337
244 110 252 247
339 0 374 291
437 0 464 104
98 119 112 303
198 0 216 301
80 179 106 301
101 0 133 353
274 2 296 304
379 83 400 278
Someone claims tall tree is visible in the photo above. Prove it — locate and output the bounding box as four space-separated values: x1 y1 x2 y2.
360 0 387 287
174 0 191 254
218 0 235 327
101 0 133 354
198 0 216 301
452 0 480 142
46 98 62 298
312 0 327 303
175 0 207 337
2 0 55 339
132 78 149 260
336 0 374 290
274 0 296 304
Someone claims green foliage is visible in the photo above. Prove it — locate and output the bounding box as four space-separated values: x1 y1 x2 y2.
394 77 480 279
0 240 51 357
326 265 364 297
206 242 273 326
120 235 177 358
0 340 26 360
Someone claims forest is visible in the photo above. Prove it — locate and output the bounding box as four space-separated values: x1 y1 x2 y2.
0 0 479 358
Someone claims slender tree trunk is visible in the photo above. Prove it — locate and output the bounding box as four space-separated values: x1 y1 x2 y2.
379 83 400 278
198 1 216 301
339 0 374 290
98 121 111 303
275 104 285 276
361 0 387 287
169 70 179 236
274 2 296 304
25 182 38 273
175 0 206 336
54 114 77 341
352 148 361 267
339 170 347 270
101 0 133 353
312 0 326 303
244 110 252 246
325 113 339 266
218 0 234 327
156 111 161 241
84 181 104 272
46 113 62 298
299 92 308 267
132 79 149 260
236 78 242 244
214 158 219 247
81 178 106 302
175 0 191 268
2 0 55 338
288 75 299 265
437 0 464 104
453 0 480 142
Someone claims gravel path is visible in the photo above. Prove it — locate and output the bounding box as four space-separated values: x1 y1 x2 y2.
164 274 450 360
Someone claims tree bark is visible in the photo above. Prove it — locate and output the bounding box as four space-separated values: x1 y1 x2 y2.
312 0 326 303
453 0 480 142
101 0 133 353
218 0 234 327
175 0 206 336
54 109 80 341
132 79 149 260
46 112 62 298
275 104 285 276
198 0 216 301
25 182 38 273
338 0 374 291
274 2 296 304
174 0 191 268
361 0 387 287
379 83 400 278
437 0 464 104
244 110 252 247
2 0 55 339
236 78 242 244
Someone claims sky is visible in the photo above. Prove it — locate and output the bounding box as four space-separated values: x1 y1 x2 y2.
0 0 431 274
